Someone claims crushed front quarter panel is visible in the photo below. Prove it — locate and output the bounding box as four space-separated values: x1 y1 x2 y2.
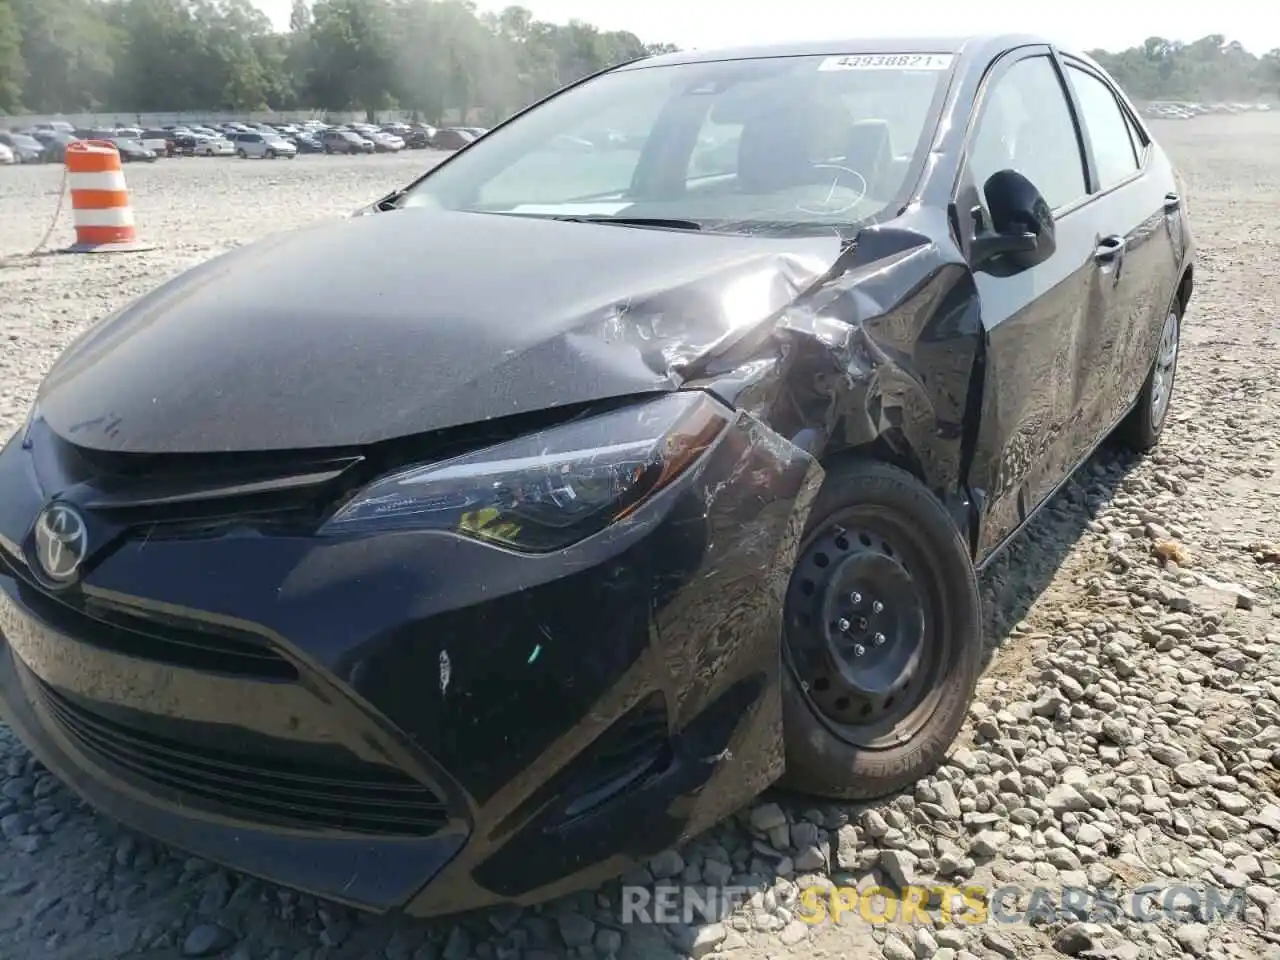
685 217 985 547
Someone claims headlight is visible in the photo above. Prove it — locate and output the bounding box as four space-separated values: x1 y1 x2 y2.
323 392 732 551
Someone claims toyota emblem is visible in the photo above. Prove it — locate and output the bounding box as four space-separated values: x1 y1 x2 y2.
33 502 88 582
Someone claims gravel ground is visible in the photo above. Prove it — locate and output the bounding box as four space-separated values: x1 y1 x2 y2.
1 117 1279 960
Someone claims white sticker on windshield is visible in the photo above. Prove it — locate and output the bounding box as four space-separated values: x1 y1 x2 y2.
818 54 954 71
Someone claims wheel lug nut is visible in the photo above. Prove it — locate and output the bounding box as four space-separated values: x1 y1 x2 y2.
837 618 851 632
872 600 884 614
873 632 886 646
853 644 866 657
849 591 862 604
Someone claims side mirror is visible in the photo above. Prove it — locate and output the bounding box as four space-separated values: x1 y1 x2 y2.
970 169 1056 271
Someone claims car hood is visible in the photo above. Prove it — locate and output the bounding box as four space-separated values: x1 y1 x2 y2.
36 208 844 454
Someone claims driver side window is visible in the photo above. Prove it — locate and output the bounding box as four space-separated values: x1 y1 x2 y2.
969 55 1088 214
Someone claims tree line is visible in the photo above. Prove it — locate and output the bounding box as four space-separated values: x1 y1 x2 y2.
1088 36 1278 102
1 3 1277 122
0 0 676 121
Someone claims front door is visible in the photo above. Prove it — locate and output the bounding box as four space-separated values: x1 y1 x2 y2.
957 50 1101 561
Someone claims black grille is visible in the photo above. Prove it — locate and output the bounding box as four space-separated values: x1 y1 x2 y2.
33 678 451 838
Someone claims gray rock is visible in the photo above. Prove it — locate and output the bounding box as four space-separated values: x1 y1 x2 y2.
557 912 595 948
441 927 470 960
749 803 787 832
1047 784 1092 815
1174 923 1211 956
688 923 726 959
593 927 623 958
1054 922 1102 956
181 924 237 958
648 849 684 879
879 849 919 887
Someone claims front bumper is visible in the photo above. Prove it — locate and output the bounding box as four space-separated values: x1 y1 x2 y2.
0 406 820 916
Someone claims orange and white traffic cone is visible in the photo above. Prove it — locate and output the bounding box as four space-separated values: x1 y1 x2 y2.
62 140 154 253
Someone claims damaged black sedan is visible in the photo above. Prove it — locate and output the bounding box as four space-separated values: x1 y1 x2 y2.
0 34 1193 917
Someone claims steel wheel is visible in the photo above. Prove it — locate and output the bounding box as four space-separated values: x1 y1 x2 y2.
1150 308 1179 429
784 507 950 749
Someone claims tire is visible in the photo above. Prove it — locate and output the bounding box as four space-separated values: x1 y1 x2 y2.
1114 299 1182 453
237 149 247 159
266 149 276 159
779 459 983 801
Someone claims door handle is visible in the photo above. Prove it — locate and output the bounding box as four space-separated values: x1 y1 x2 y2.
1095 235 1126 262
1164 192 1180 212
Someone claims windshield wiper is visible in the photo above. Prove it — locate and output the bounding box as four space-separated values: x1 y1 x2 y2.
550 215 703 231
377 189 406 211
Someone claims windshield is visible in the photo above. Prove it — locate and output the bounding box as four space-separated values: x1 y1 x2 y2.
398 52 952 235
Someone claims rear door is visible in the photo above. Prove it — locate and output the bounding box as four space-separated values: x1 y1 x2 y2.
956 48 1100 561
1059 58 1182 443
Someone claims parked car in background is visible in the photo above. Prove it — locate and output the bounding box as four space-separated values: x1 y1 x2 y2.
33 120 75 135
29 130 79 163
167 133 201 157
401 126 434 149
430 127 477 150
171 134 234 157
367 130 405 152
320 129 373 154
0 132 45 163
112 138 158 163
113 127 167 155
290 133 325 154
143 129 179 157
229 131 297 159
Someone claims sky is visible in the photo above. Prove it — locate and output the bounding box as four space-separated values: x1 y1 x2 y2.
255 0 1274 54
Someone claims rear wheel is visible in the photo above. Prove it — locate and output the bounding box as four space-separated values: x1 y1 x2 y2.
237 148 247 159
780 460 983 800
1114 301 1181 453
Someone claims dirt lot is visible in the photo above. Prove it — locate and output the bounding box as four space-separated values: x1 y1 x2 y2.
0 116 1278 960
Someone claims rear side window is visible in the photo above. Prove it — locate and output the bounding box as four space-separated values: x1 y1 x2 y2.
1066 65 1140 191
968 55 1087 213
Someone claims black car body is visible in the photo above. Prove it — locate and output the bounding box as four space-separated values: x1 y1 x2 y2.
28 130 79 163
112 139 158 163
168 133 201 157
291 133 325 153
320 129 374 154
430 128 476 151
0 35 1192 919
400 127 434 149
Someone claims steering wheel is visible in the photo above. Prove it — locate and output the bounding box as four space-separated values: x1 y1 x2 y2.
794 163 869 217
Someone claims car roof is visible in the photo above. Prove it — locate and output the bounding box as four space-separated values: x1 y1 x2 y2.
621 34 1061 69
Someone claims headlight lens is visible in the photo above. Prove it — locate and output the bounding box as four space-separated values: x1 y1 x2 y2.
323 392 732 551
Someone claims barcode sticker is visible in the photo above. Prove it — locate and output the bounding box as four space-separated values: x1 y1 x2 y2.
818 54 954 71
